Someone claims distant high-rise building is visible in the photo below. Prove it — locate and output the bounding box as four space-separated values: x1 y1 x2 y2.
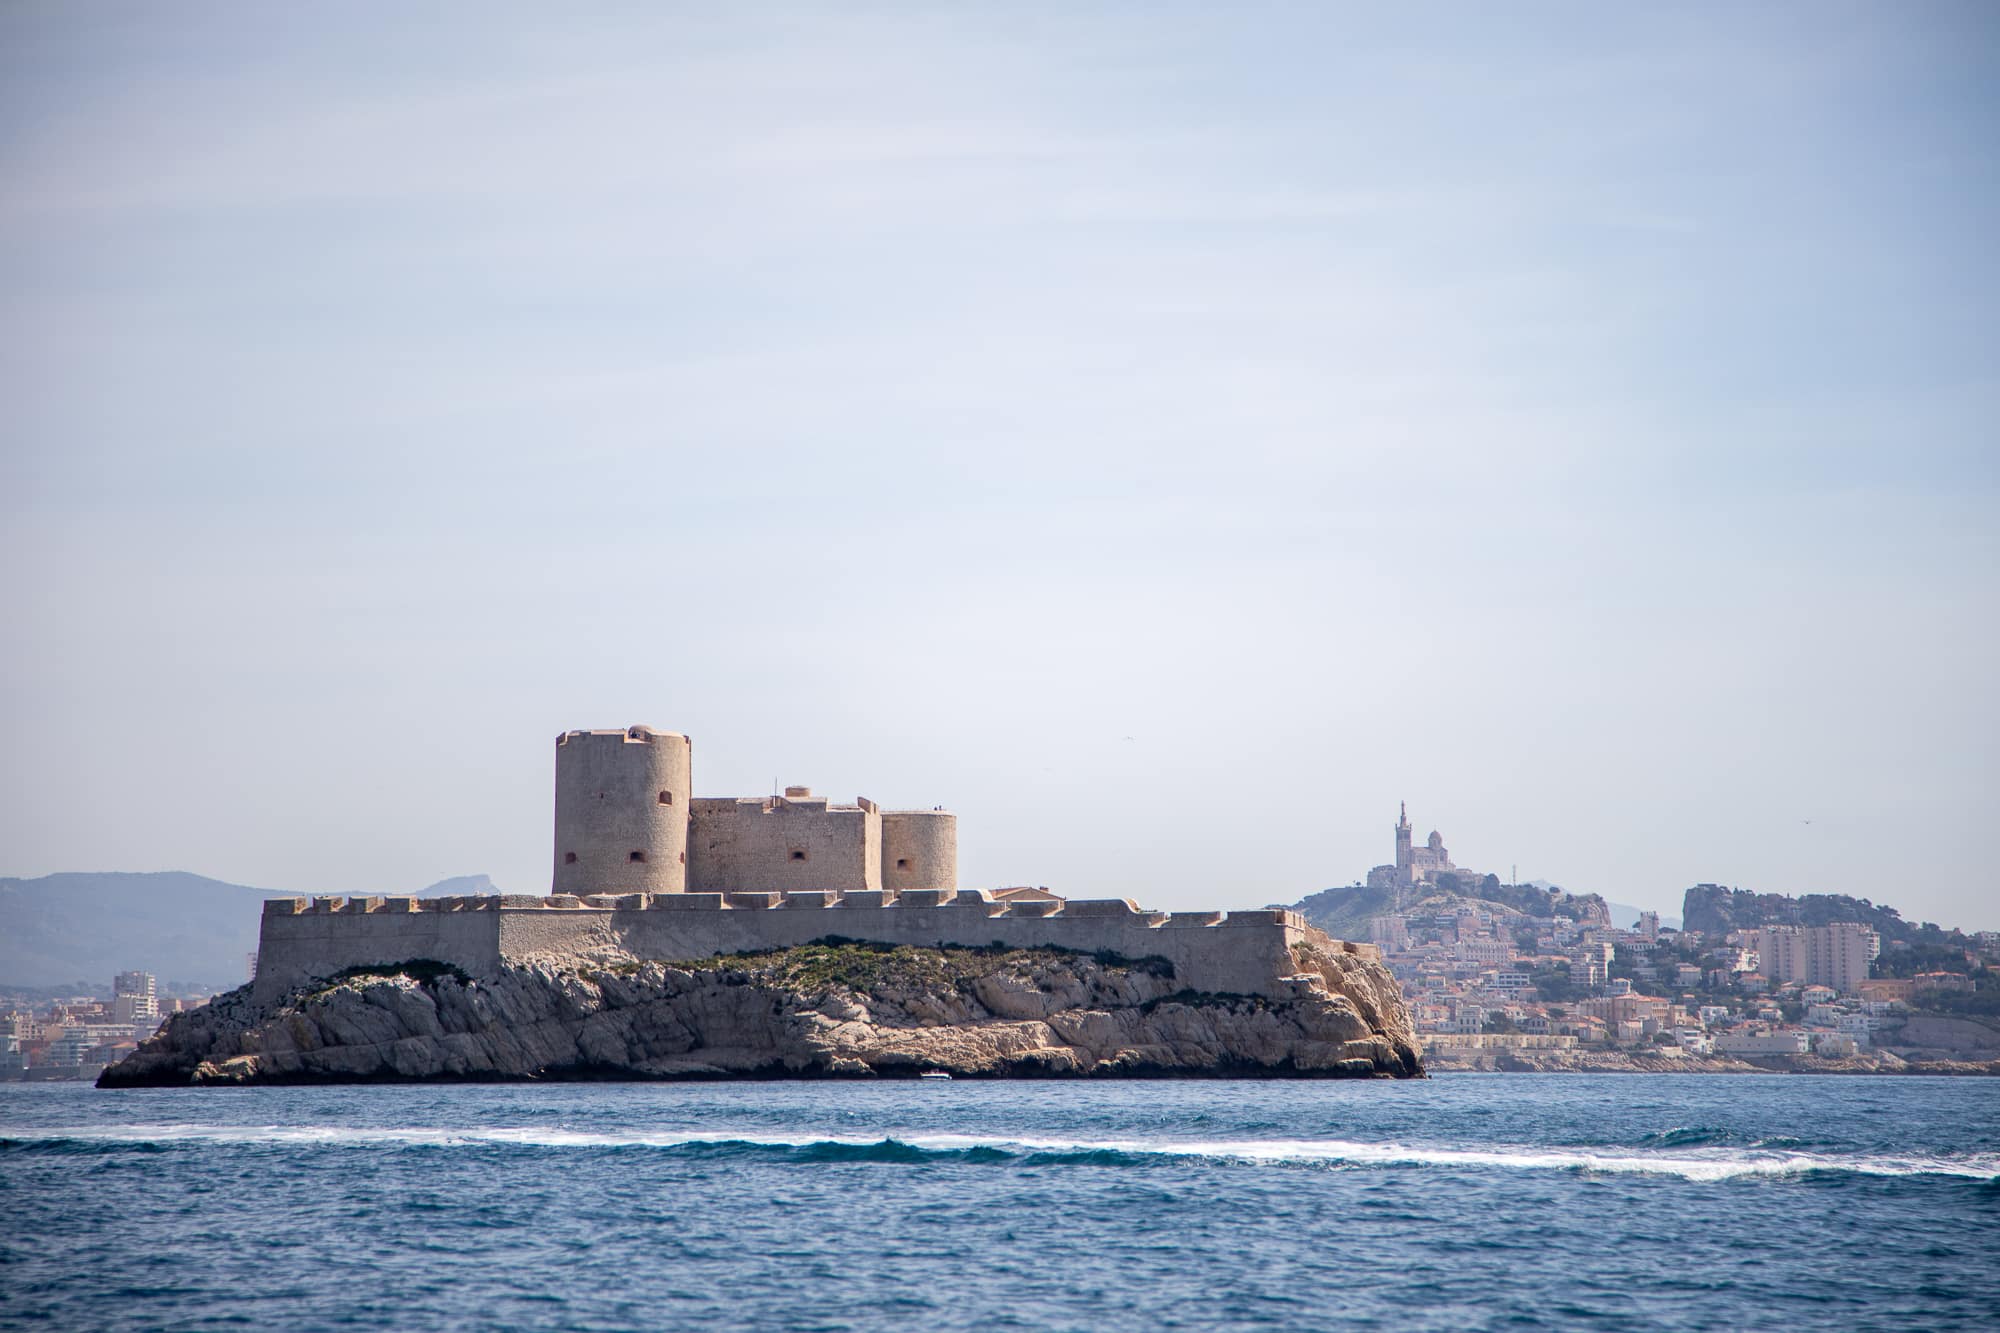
112 971 158 1026
1750 924 1879 993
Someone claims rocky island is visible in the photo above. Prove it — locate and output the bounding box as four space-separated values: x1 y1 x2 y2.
99 724 1423 1086
100 938 1421 1085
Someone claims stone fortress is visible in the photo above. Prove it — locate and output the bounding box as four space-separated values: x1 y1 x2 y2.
253 726 1374 1004
550 727 958 900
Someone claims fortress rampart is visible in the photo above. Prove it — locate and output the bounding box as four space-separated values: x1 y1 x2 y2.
252 891 1367 1005
252 724 1370 1007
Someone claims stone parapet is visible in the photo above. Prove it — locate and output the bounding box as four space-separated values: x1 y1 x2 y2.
253 887 1347 1002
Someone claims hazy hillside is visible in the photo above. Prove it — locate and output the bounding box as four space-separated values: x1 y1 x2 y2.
1287 879 1612 939
1605 901 1683 932
1681 884 1966 946
0 871 501 993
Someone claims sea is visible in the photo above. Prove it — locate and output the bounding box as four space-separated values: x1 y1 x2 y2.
3 1075 1995 1332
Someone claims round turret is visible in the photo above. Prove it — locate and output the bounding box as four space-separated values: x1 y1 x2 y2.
552 726 691 895
881 809 957 893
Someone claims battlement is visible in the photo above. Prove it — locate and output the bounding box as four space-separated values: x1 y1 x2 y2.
557 726 686 747
262 890 1298 926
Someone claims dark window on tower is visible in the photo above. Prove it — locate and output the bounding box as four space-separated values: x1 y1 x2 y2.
630 851 647 863
789 850 807 861
896 858 910 870
564 853 578 865
658 791 674 805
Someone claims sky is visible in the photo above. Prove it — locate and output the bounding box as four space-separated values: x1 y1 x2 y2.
2 2 1995 928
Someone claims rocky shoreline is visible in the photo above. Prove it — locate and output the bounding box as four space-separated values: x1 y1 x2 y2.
1424 1049 2000 1075
98 941 1424 1086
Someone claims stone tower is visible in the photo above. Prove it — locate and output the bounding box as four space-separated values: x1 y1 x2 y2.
552 726 691 895
881 810 958 893
1394 801 1413 882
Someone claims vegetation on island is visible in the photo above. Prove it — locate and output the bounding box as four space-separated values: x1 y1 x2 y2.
1290 878 1611 939
306 959 471 998
607 938 1176 996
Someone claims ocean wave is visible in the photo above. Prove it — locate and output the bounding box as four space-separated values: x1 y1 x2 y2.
1637 1126 1734 1148
4 1125 1996 1182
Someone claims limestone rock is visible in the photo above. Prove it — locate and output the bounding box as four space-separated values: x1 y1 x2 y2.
99 942 1424 1086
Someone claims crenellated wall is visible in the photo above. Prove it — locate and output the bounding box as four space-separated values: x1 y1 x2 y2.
253 896 504 1003
252 891 1367 1005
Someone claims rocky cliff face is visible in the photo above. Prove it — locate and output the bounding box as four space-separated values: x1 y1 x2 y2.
100 942 1423 1085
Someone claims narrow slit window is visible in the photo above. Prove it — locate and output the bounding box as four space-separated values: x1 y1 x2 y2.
564 852 578 865
895 858 910 870
630 851 647 863
789 850 807 862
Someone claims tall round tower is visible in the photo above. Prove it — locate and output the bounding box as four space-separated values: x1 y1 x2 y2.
881 809 958 893
552 726 691 895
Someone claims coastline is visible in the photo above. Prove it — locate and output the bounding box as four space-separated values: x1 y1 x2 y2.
1422 1049 2000 1075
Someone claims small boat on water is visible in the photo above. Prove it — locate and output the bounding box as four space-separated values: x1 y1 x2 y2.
918 1070 952 1081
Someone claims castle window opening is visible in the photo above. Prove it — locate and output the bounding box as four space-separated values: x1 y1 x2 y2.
629 851 647 863
658 790 673 805
564 853 577 864
789 850 807 862
896 858 910 870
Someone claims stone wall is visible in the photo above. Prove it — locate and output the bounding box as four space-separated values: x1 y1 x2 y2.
252 891 1364 1003
253 896 504 1003
686 795 881 895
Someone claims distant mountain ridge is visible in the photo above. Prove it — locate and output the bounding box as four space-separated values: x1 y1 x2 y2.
1680 884 1963 946
0 871 503 993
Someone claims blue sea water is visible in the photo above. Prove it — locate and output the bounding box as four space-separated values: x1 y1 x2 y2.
2 1075 1996 1332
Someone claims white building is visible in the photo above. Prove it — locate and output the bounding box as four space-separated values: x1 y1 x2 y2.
44 1033 96 1066
112 971 158 1026
1715 1029 1810 1056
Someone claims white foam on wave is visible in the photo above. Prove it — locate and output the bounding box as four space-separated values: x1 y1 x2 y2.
8 1124 1996 1181
909 1133 2000 1181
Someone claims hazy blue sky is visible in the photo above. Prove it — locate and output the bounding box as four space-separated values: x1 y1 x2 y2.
3 3 1995 927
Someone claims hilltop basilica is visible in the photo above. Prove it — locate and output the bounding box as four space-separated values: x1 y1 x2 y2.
1366 803 1484 896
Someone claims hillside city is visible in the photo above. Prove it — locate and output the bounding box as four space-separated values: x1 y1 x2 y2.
1 971 199 1079
1292 809 2000 1071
